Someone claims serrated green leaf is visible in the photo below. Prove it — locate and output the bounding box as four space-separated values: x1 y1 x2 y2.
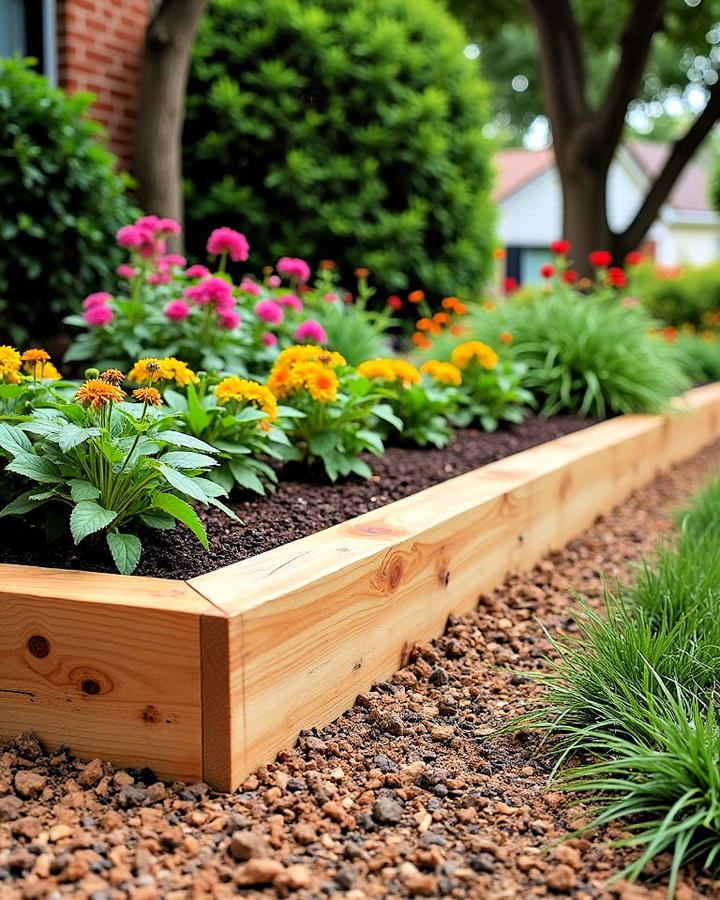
151 492 208 549
6 452 61 483
58 424 100 452
159 451 218 470
158 463 213 502
155 430 217 453
0 423 32 457
139 510 176 530
0 490 50 517
229 460 265 494
69 500 117 544
106 532 142 574
69 479 101 501
308 431 337 455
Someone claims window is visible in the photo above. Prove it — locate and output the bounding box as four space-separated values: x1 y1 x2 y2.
0 0 56 83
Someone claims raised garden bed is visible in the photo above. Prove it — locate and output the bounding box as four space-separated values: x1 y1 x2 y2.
1 383 719 791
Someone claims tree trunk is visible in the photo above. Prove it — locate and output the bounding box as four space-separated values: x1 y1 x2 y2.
557 158 616 277
135 0 208 249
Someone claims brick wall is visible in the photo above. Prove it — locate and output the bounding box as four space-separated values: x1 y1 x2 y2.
56 0 149 170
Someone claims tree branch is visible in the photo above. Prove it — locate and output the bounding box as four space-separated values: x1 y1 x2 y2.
619 81 720 253
593 0 665 157
524 0 588 150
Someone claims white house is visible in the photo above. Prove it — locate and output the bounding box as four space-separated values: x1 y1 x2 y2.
494 140 720 284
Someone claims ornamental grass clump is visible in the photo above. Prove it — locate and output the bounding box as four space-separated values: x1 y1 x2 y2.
0 362 238 574
267 345 401 481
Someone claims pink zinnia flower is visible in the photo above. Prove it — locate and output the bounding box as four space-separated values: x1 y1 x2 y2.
135 215 160 231
294 320 327 344
215 293 236 312
207 227 250 262
277 293 302 312
218 309 241 330
148 272 171 285
267 275 281 288
158 254 186 271
240 278 261 296
84 305 113 326
117 264 138 279
254 299 284 325
154 218 181 236
277 257 311 283
116 224 145 248
184 276 233 307
82 292 112 310
185 264 210 279
164 299 191 321
261 332 278 347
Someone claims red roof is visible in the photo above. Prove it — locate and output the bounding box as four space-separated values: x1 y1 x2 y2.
494 140 712 213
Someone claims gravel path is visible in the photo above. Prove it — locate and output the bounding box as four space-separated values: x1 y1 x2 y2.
2 442 720 900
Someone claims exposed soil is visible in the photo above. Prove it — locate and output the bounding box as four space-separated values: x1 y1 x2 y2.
1 441 719 900
0 415 595 579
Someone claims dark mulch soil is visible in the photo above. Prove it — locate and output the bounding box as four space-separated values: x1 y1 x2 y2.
0 414 595 579
2 442 719 899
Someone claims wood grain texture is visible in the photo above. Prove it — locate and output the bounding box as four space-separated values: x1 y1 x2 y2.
0 579 219 781
192 383 720 789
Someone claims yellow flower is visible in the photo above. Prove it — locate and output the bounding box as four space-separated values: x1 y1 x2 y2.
21 360 61 380
157 357 199 386
358 358 420 385
297 362 339 403
0 345 22 382
451 341 499 371
75 379 125 411
128 357 162 383
390 359 421 385
215 376 278 423
420 360 462 386
267 365 294 399
132 387 163 407
275 345 346 369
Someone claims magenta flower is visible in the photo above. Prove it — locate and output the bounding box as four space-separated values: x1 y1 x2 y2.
183 276 233 307
135 215 160 231
82 292 113 310
218 309 241 330
207 227 250 262
277 257 311 283
154 218 181 236
185 264 210 279
148 272 171 285
117 264 138 279
294 320 327 344
240 278 261 296
116 225 145 248
158 253 187 271
277 293 303 312
164 299 191 321
267 274 281 288
254 299 284 325
261 332 278 347
84 304 113 326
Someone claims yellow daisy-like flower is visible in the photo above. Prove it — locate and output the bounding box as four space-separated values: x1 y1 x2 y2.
157 357 199 387
132 387 163 407
390 359 421 385
75 379 125 411
128 357 162 383
21 360 62 380
215 376 278 423
20 349 51 363
267 365 294 399
357 359 396 381
0 345 22 382
297 362 339 403
451 341 499 371
420 360 462 386
275 345 346 369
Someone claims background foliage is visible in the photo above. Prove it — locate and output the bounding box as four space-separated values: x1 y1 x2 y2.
0 58 134 341
183 0 495 298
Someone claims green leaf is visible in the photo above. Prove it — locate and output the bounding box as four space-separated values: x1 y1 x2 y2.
371 403 403 431
151 492 208 549
6 452 61 483
229 460 265 494
356 428 385 455
308 431 338 455
347 457 373 479
186 382 211 432
159 451 218 470
69 479 101 502
69 500 117 544
106 532 142 575
0 489 51 517
0 423 32 457
139 510 176 530
158 463 214 502
58 424 100 452
234 407 267 423
155 430 218 453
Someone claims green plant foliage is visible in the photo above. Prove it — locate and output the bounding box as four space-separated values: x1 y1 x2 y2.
633 261 720 328
0 58 135 341
674 332 720 383
183 0 495 299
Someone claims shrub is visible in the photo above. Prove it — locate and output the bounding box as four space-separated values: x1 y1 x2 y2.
633 261 720 328
183 0 495 299
0 58 135 341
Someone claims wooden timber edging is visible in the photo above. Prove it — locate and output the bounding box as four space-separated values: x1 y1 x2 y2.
1 383 719 790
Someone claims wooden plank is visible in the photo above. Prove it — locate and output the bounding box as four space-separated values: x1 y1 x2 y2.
200 608 232 788
191 383 720 789
0 578 217 782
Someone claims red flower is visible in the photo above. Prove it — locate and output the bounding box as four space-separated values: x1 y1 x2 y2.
606 266 627 288
562 269 578 284
550 240 570 255
539 264 555 279
625 251 643 267
502 276 518 294
589 250 612 268
387 295 403 310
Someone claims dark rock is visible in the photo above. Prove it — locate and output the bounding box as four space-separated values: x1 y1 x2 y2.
371 796 403 825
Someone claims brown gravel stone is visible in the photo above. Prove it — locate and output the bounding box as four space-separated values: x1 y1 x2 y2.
546 863 577 892
229 829 271 860
12 772 44 799
233 858 284 885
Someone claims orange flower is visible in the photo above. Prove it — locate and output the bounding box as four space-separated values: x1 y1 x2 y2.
441 296 459 310
499 332 513 345
412 332 432 349
319 259 335 269
663 326 678 343
416 318 433 331
20 349 50 363
75 379 125 411
450 324 463 336
433 312 450 325
354 267 370 278
427 322 442 335
100 368 125 386
132 387 163 406
481 300 494 312
408 290 425 303
454 301 468 315
493 248 506 260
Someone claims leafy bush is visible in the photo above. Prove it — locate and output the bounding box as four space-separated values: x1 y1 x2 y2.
183 0 495 299
0 58 134 341
674 331 720 383
633 261 720 328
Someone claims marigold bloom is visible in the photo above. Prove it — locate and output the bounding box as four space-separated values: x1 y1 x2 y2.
358 359 420 385
420 360 462 386
275 345 345 369
132 387 162 406
21 349 50 363
0 345 22 382
411 332 432 349
451 341 499 371
128 358 162 383
75 379 125 411
267 365 294 399
416 318 432 332
297 362 339 403
441 296 459 310
408 290 424 303
433 312 450 325
215 377 278 422
454 301 468 315
589 250 612 268
493 248 506 260
157 357 199 386
100 368 125 386
499 332 513 345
